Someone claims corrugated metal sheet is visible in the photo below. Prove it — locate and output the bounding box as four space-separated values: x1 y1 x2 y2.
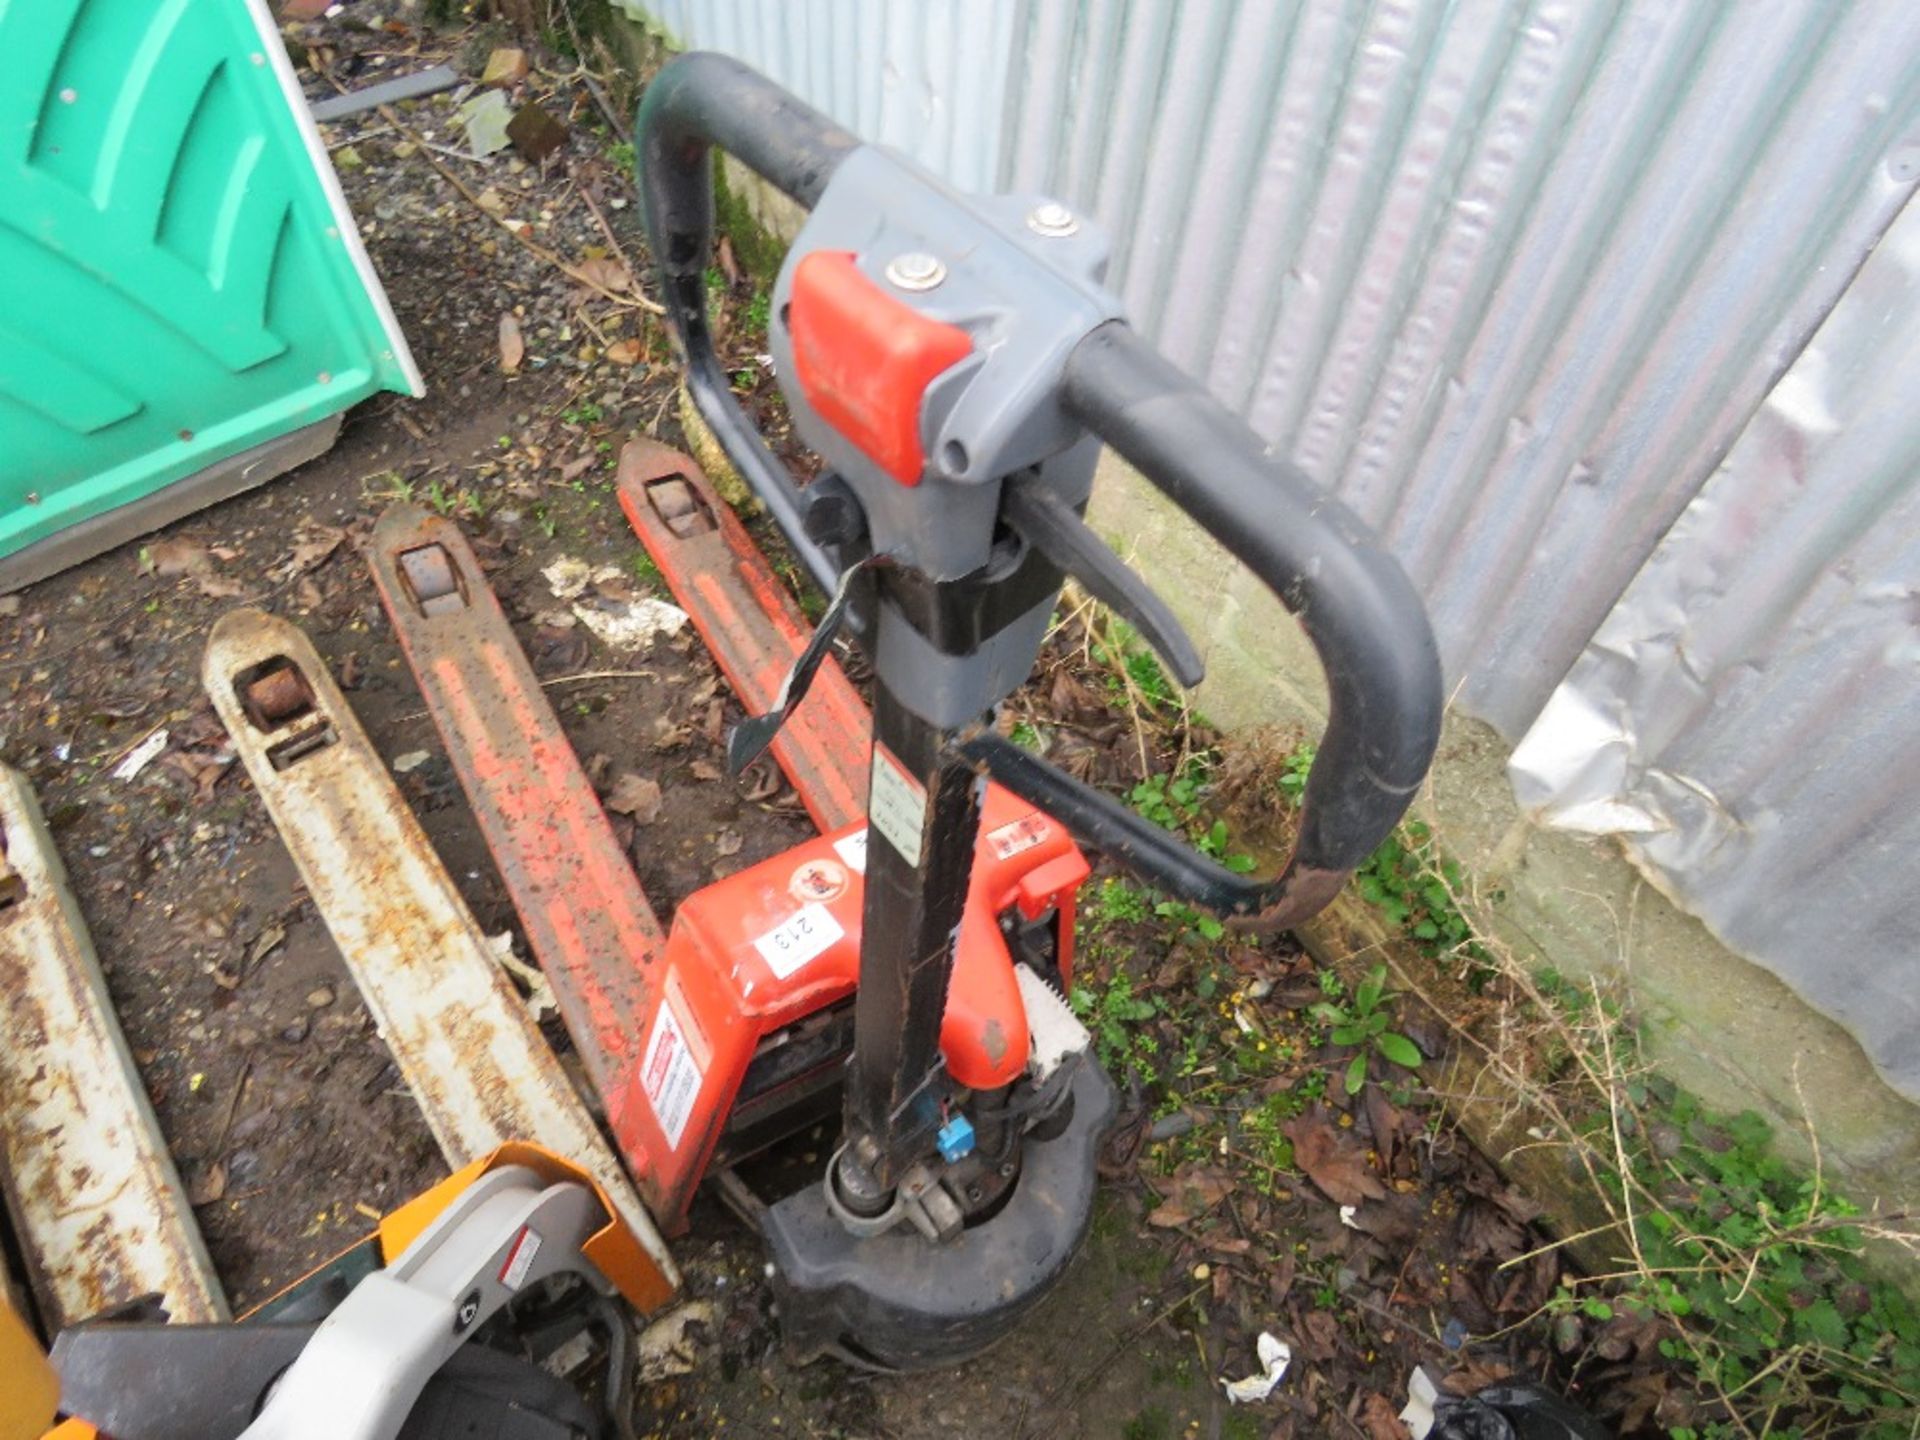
615 0 1014 194
1511 196 1920 1098
1000 0 1920 737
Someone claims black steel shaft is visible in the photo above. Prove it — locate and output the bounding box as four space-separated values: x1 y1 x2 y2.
840 679 981 1192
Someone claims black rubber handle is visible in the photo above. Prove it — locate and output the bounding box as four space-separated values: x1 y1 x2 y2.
634 52 860 592
961 323 1444 931
638 57 1444 932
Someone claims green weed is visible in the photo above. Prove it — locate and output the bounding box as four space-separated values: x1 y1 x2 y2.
630 550 664 592
1281 736 1920 1435
743 287 772 335
1070 971 1159 1077
1309 963 1423 1095
425 478 482 520
1554 1089 1920 1438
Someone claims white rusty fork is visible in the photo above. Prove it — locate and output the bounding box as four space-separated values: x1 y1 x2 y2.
0 763 229 1329
201 607 676 1293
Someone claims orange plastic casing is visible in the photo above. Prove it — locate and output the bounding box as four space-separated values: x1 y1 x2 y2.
611 784 1087 1233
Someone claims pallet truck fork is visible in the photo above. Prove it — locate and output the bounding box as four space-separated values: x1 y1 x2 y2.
370 54 1443 1371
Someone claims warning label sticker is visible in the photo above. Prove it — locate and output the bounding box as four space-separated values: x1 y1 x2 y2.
754 902 844 980
832 829 868 874
789 857 849 904
498 1225 542 1291
640 989 704 1151
868 745 927 867
986 814 1051 861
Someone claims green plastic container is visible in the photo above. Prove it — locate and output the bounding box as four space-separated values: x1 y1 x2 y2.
0 0 421 591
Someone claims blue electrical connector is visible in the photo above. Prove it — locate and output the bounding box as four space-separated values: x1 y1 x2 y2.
935 1113 975 1164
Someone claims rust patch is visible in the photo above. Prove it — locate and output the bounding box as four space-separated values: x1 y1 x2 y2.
980 1018 1009 1068
0 765 228 1328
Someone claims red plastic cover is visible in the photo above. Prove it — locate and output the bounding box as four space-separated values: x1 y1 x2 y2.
788 250 973 485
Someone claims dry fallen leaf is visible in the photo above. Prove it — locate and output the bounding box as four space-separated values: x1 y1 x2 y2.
161 749 231 799
689 760 723 782
188 1161 228 1206
1283 1111 1388 1207
498 312 526 375
1357 1391 1411 1440
280 524 346 579
604 772 663 824
1146 1163 1234 1227
1292 1307 1341 1362
1439 1357 1513 1397
606 337 643 365
577 256 632 292
742 763 783 802
713 827 743 857
195 574 247 600
144 536 211 577
247 922 287 967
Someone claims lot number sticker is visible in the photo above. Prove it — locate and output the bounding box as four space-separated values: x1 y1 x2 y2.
832 829 868 874
754 902 844 979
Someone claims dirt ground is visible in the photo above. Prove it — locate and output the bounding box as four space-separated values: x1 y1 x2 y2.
0 13 1650 1440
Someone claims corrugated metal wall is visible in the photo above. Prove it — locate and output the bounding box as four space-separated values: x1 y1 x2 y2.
620 0 1015 194
1000 0 1920 739
1510 199 1920 1098
619 0 1920 1097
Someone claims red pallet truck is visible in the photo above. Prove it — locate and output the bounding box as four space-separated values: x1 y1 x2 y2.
366 54 1444 1370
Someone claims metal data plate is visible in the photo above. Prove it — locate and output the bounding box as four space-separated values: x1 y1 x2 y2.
201 608 677 1293
0 764 228 1329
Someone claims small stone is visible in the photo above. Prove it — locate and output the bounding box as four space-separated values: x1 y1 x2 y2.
306 985 335 1009
280 1017 311 1043
481 47 529 88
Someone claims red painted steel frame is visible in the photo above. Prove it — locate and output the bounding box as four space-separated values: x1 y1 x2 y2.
365 506 668 1123
367 444 1091 1234
615 438 869 830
